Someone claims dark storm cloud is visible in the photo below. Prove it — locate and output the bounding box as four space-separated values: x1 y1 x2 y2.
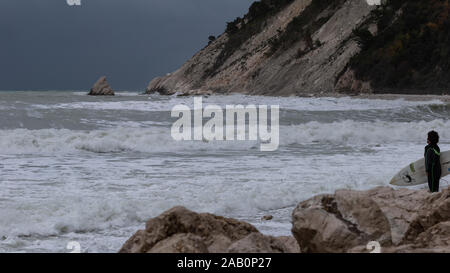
0 0 254 91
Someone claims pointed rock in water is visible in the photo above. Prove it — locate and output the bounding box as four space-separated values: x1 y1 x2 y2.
88 76 115 96
119 206 300 253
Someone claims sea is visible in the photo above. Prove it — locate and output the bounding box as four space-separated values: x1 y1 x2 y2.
0 91 449 252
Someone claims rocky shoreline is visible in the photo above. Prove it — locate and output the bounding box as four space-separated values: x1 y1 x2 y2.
120 186 450 253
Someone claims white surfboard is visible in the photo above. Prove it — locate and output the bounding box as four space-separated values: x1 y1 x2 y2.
390 150 450 186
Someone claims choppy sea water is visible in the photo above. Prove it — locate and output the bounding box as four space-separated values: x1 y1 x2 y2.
0 91 449 253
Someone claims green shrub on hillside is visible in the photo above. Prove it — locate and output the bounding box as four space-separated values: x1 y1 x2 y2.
268 0 346 56
204 0 294 78
349 0 450 93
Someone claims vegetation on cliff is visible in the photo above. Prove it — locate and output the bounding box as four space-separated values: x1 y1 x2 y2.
268 0 346 57
150 0 450 95
350 0 450 93
204 0 294 78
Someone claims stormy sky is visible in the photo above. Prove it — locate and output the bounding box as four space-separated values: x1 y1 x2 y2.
0 0 254 91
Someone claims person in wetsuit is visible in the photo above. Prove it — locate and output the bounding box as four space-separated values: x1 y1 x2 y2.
425 131 441 193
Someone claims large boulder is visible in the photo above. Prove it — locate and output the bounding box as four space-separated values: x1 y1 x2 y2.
227 234 300 253
120 206 300 253
88 76 115 96
292 186 450 253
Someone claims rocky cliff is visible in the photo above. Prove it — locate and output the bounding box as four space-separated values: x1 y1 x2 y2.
146 0 450 96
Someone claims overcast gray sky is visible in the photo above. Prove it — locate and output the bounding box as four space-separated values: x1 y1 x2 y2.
0 0 254 91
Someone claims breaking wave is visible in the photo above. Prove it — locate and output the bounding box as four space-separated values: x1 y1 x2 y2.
0 119 448 154
282 119 450 145
30 95 445 112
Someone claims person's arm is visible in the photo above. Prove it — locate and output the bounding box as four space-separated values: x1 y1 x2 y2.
425 149 433 174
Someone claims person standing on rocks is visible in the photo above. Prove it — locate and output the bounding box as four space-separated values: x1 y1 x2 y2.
425 131 441 193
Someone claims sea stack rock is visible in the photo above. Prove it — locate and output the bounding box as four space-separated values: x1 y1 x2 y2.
88 76 115 96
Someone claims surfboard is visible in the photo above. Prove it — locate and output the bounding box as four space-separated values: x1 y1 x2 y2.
390 150 450 186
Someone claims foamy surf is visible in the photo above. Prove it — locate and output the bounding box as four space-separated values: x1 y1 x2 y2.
0 91 448 252
30 95 444 112
0 119 448 155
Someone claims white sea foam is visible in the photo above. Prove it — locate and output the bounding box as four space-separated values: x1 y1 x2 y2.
0 197 145 238
72 91 141 96
30 95 445 112
0 92 449 253
202 95 444 111
281 119 450 145
0 127 255 154
78 119 172 128
0 139 427 252
0 119 448 155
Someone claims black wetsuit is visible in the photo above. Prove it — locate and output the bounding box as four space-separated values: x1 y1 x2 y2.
425 144 441 192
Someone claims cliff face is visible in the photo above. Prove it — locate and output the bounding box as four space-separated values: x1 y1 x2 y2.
147 0 375 96
146 0 450 96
